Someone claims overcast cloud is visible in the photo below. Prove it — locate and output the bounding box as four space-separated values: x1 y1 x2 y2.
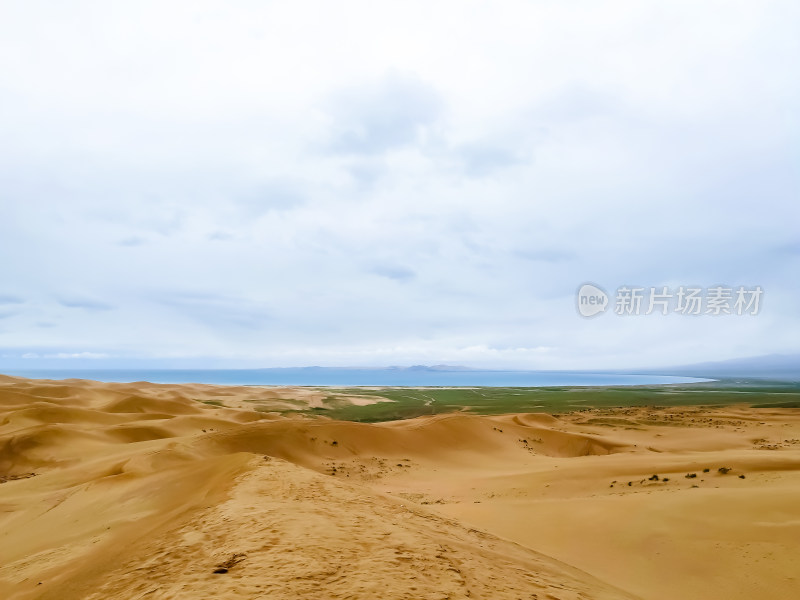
0 1 798 370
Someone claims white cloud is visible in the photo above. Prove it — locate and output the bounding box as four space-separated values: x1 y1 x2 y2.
0 1 798 369
47 352 109 360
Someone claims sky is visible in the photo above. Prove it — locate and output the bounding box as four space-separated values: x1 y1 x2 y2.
0 1 798 371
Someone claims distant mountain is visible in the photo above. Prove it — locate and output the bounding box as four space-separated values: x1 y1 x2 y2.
645 354 800 381
400 365 477 371
254 365 476 372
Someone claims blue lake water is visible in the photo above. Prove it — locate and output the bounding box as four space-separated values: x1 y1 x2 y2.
2 368 712 387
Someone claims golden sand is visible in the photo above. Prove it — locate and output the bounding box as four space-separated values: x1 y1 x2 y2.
1 375 798 599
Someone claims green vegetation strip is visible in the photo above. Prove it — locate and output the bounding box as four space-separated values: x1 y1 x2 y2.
276 380 800 423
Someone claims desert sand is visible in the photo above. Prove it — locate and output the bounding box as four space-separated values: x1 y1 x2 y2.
1 375 798 599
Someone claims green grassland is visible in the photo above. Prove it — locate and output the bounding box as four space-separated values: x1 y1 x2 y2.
279 380 800 422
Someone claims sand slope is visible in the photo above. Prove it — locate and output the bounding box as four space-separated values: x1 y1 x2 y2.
72 457 633 600
1 376 799 599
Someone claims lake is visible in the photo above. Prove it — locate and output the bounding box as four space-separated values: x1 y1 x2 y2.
2 367 712 387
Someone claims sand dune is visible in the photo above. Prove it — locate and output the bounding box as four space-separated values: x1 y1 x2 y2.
1 376 798 599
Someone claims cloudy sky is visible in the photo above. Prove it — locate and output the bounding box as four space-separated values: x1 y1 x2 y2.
0 1 798 370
